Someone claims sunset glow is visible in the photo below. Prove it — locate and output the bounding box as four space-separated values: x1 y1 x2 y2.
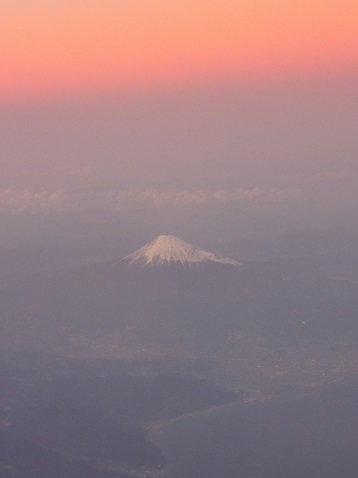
1 0 358 100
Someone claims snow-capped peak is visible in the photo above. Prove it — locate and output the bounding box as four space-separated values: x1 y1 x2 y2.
115 234 241 267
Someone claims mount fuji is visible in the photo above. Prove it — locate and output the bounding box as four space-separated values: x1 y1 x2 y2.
115 234 241 267
1 232 355 371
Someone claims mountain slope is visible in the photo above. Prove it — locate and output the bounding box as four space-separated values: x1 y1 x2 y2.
115 234 241 267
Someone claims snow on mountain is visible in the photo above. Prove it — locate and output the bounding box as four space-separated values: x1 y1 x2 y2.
115 234 241 267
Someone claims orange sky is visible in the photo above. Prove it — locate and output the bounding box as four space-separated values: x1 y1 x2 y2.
1 0 358 100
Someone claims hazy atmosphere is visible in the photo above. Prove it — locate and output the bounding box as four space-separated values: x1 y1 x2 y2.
1 0 358 237
1 2 358 478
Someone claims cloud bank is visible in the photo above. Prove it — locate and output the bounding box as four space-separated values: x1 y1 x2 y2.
108 187 301 210
0 187 301 214
0 189 70 214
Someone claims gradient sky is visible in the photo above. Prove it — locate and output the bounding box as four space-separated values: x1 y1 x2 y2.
1 0 358 99
0 0 357 230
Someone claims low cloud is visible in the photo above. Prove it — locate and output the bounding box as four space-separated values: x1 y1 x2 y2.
108 187 301 210
0 189 71 214
0 187 301 214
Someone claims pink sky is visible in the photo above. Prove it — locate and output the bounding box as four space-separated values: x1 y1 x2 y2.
1 0 358 100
